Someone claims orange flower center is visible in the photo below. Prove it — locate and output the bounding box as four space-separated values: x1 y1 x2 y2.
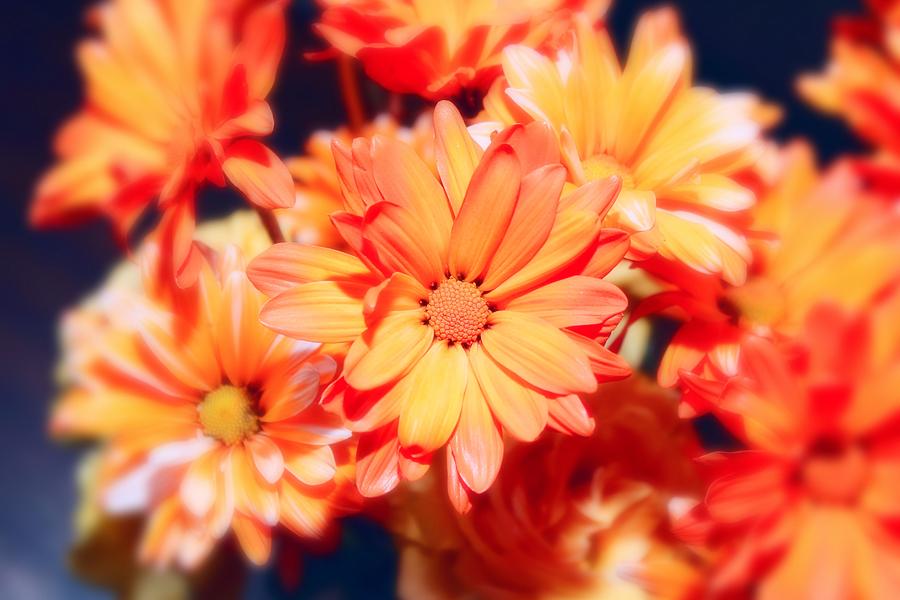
801 437 869 505
425 277 490 346
198 385 259 445
582 153 635 189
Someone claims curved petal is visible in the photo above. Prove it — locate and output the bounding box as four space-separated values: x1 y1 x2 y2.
222 139 293 209
505 276 627 328
260 281 368 343
547 395 596 436
469 344 548 442
247 434 285 484
398 341 467 456
481 164 564 290
356 423 401 497
448 145 521 282
371 136 452 256
363 202 445 285
345 312 433 391
232 512 272 566
449 365 503 493
481 311 596 394
434 101 482 214
284 445 337 486
248 243 373 298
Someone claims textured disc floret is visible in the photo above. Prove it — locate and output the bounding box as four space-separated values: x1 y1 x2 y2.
198 385 259 444
425 277 490 346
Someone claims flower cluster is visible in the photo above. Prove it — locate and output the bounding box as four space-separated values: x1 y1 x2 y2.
33 0 900 597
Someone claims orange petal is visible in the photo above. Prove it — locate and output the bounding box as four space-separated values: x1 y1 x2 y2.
485 208 602 304
364 272 430 322
284 445 337 486
446 450 473 514
222 139 294 209
260 281 368 342
468 344 548 442
279 479 330 538
217 270 266 387
230 448 279 526
247 434 285 485
345 313 433 391
260 364 320 422
232 512 272 566
481 163 564 290
566 332 632 382
448 144 521 282
363 202 445 285
356 423 401 497
434 100 482 214
248 243 373 297
239 0 286 98
481 311 596 394
449 367 503 493
505 276 627 328
581 228 631 278
180 448 219 517
547 395 596 436
399 341 467 456
371 136 452 256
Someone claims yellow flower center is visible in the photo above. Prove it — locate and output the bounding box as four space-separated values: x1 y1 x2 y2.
425 277 490 346
801 437 868 505
198 385 259 445
582 153 635 189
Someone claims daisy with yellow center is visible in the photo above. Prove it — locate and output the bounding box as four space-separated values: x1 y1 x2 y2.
248 101 631 510
51 246 358 569
476 8 775 286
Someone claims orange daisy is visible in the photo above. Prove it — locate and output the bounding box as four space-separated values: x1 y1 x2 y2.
248 101 631 510
389 376 701 599
476 8 776 286
51 245 358 568
278 114 435 248
30 0 294 286
646 144 900 416
677 302 900 599
313 0 609 100
799 0 900 193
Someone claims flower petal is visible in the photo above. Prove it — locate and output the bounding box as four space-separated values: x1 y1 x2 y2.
448 144 521 282
469 344 548 442
449 366 503 493
481 164 564 290
505 276 627 328
247 435 285 485
260 281 368 342
363 202 445 285
481 311 596 394
248 243 373 298
434 101 482 214
345 313 433 391
284 445 337 486
356 423 401 497
223 139 293 209
399 341 467 456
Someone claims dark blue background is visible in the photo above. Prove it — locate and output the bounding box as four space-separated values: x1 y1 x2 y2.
0 0 863 597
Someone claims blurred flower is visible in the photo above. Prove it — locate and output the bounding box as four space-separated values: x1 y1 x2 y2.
678 302 900 598
314 0 609 100
477 8 776 286
248 101 631 510
278 114 435 248
646 144 900 416
51 245 359 569
390 375 701 600
799 0 900 193
30 0 293 286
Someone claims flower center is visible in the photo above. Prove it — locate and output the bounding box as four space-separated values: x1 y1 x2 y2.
425 277 490 346
801 437 868 505
198 385 259 445
582 153 635 189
